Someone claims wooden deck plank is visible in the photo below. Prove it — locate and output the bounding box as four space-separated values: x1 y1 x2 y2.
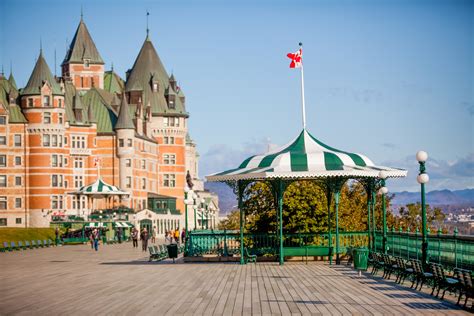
0 244 470 315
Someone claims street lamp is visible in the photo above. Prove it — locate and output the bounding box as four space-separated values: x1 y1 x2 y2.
192 192 198 229
192 205 197 230
184 186 191 236
200 198 205 229
378 171 388 254
416 150 429 265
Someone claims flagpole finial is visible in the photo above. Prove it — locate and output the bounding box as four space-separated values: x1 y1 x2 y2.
146 10 150 37
299 42 303 47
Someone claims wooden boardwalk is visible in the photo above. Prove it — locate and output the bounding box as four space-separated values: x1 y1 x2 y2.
0 243 469 315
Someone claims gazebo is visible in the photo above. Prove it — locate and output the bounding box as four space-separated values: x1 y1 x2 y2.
206 128 407 265
68 178 129 216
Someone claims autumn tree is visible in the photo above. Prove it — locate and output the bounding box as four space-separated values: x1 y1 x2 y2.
219 180 398 233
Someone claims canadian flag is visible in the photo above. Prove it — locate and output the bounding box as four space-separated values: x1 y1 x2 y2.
287 48 302 68
93 157 101 167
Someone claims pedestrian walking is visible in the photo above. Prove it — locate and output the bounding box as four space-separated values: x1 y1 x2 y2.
151 226 156 244
93 228 99 251
140 228 149 251
131 228 138 248
89 231 94 249
117 227 122 244
55 227 60 246
181 228 186 244
174 228 180 243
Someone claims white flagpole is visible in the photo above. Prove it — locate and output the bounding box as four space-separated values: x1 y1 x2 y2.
299 43 306 129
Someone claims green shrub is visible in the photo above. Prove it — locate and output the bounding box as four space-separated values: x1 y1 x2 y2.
0 228 56 243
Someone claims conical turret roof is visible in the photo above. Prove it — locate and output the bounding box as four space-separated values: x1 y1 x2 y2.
125 36 168 92
114 94 134 130
22 51 63 96
63 19 104 65
8 73 17 90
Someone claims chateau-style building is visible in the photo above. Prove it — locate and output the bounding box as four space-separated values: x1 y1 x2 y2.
0 16 214 228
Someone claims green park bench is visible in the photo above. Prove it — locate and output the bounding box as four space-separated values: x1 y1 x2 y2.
25 241 32 249
2 241 11 252
283 246 333 264
18 241 26 250
244 248 257 264
148 246 161 261
159 245 169 259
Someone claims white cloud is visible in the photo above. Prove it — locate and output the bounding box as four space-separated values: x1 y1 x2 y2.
381 153 474 192
200 138 270 177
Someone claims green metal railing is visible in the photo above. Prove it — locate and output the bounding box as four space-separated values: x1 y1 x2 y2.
375 230 474 270
187 230 369 257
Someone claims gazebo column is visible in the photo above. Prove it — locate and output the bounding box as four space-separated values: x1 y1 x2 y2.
371 190 377 252
277 180 284 266
238 181 245 265
334 190 341 264
326 188 333 265
367 194 372 251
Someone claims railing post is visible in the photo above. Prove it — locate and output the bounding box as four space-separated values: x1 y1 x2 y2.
391 226 395 256
415 227 419 260
426 227 430 264
454 228 458 268
399 227 402 257
437 228 441 264
406 227 410 259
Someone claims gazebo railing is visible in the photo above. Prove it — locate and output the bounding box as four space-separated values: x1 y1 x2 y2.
374 230 474 270
187 231 369 257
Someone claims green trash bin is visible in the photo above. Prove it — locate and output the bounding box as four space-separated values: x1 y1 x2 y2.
167 244 178 263
353 247 368 271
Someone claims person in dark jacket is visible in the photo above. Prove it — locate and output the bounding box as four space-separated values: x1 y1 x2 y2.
131 228 138 248
140 228 149 252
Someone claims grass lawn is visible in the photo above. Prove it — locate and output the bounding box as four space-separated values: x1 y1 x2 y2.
0 228 56 243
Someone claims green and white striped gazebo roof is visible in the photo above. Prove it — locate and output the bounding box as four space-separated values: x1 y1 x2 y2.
69 178 129 196
206 129 407 182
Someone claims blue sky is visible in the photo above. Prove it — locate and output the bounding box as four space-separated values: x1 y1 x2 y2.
1 0 472 192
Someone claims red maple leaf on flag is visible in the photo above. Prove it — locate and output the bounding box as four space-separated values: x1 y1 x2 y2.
287 48 302 68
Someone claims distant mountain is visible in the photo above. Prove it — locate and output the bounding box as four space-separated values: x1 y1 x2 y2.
391 189 474 206
205 181 474 216
204 182 237 215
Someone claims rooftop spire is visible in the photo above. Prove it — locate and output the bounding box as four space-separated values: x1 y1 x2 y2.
81 5 83 21
146 11 150 38
40 37 43 55
115 93 134 130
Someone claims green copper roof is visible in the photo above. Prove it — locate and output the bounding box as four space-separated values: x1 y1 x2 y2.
64 82 84 124
22 51 63 96
0 78 26 123
125 36 187 116
82 88 117 133
8 104 27 123
63 19 104 65
104 71 125 94
114 94 134 130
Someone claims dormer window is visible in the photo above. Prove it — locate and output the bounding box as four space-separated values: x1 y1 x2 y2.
152 82 159 92
84 59 90 68
168 95 176 109
28 98 33 107
43 95 50 107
